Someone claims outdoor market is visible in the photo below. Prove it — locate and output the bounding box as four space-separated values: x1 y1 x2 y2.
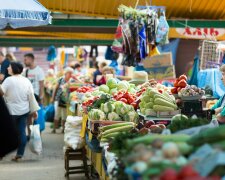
1 0 225 180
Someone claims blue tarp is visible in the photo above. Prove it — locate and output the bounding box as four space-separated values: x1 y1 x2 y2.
198 68 225 98
188 55 199 86
0 0 52 29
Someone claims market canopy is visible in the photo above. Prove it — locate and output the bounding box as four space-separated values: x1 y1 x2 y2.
1 0 225 47
39 0 225 20
0 0 52 29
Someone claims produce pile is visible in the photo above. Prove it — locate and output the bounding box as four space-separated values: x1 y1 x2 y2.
178 85 205 98
171 74 188 95
108 126 225 179
88 101 139 122
99 78 137 95
139 88 177 116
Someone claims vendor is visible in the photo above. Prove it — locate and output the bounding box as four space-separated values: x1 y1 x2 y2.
211 64 225 123
96 66 116 85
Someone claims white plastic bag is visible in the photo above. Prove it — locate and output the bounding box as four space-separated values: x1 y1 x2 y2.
29 124 42 155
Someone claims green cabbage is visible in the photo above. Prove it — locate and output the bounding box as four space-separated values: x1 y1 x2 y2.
88 109 106 121
107 112 120 121
124 111 139 122
110 88 118 95
106 78 118 89
117 81 129 91
115 102 130 115
101 102 115 113
99 85 110 93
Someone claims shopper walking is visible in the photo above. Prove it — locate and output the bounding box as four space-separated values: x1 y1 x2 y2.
0 62 38 161
23 53 45 138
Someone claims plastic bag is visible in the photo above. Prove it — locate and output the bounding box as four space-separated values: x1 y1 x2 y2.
44 104 55 122
29 124 42 155
34 104 46 132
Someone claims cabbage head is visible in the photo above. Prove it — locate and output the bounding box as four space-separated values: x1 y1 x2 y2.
123 111 139 122
88 109 106 121
99 85 110 93
107 112 120 121
106 78 118 89
100 102 115 113
117 81 129 91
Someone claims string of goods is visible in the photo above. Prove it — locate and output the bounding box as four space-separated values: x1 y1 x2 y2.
112 5 169 67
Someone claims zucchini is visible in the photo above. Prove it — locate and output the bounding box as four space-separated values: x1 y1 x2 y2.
149 90 160 98
126 134 190 147
99 122 134 132
162 92 176 103
153 105 174 112
102 132 120 139
154 94 174 104
188 125 225 146
102 125 134 136
154 98 177 110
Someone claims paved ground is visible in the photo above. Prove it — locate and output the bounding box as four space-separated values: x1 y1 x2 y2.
0 124 88 180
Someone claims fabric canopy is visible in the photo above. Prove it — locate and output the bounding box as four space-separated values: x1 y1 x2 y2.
0 0 52 29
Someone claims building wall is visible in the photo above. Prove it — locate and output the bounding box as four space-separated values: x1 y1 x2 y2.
175 39 200 77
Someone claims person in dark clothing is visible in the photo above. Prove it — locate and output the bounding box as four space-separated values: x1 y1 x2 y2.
93 62 107 85
0 52 10 83
93 62 101 85
0 95 19 159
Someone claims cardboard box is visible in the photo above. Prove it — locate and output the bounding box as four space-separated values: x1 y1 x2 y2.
143 52 176 80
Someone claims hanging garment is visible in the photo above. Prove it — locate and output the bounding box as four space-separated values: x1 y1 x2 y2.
138 23 147 60
112 22 124 53
156 12 169 45
89 46 98 58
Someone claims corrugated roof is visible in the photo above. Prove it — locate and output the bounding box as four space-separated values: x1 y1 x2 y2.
39 0 225 19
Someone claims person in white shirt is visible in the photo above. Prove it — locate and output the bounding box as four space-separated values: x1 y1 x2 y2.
23 53 45 100
23 53 45 138
0 62 38 161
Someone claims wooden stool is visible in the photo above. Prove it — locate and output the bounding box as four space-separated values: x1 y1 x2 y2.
64 147 90 178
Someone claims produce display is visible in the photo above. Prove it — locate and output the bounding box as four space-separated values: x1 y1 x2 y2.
168 115 209 133
113 91 138 109
99 78 137 95
88 101 139 123
139 88 177 116
76 86 94 93
171 74 188 95
65 72 225 180
98 122 136 143
178 85 205 98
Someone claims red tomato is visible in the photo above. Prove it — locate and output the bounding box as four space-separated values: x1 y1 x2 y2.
128 97 135 104
119 98 127 103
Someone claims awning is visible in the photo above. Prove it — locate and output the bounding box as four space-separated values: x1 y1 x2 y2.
39 0 225 20
0 0 52 29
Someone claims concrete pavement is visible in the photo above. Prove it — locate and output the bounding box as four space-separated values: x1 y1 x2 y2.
0 124 88 180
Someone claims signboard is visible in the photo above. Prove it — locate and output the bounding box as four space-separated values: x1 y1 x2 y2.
169 28 225 40
143 52 175 80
